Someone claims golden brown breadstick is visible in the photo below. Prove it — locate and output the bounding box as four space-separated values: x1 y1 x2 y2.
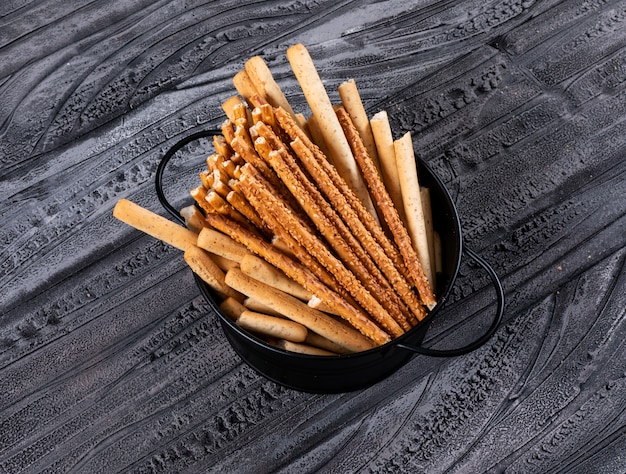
338 79 381 174
237 310 308 343
394 132 435 297
273 339 337 356
219 297 247 321
305 332 349 354
206 212 389 346
243 297 283 316
184 245 243 300
240 254 312 301
286 43 379 222
245 56 297 118
233 70 261 106
370 110 406 222
179 205 207 234
287 135 425 324
196 227 251 263
421 187 436 292
225 267 376 352
340 110 435 309
253 122 412 330
240 162 405 338
113 199 197 252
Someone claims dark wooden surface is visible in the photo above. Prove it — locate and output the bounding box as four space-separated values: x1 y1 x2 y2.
2 1 625 472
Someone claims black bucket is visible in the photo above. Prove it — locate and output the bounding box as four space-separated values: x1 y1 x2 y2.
156 131 504 393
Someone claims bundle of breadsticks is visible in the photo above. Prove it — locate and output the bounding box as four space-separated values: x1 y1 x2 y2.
114 44 442 356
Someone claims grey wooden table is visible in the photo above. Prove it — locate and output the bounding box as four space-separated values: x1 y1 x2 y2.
1 1 625 472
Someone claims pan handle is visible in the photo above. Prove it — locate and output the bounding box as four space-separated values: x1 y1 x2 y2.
396 247 504 357
155 130 221 224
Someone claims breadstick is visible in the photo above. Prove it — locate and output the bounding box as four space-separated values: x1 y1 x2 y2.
254 127 411 330
180 205 207 234
219 296 247 321
245 56 297 118
305 332 350 354
222 95 245 122
243 297 283 316
286 43 379 222
233 70 261 106
225 268 376 352
275 107 406 273
241 162 404 337
338 79 381 174
184 245 243 300
113 199 197 252
420 187 436 292
240 254 312 300
196 227 251 263
394 132 435 297
370 111 406 222
273 339 337 356
237 310 308 343
206 212 389 346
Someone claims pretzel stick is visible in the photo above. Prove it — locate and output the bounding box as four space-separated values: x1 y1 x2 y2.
239 163 404 338
222 95 245 122
184 245 243 300
370 111 406 222
240 254 312 301
340 110 435 309
113 199 197 252
245 56 297 119
394 132 435 299
286 43 379 222
206 213 390 346
225 268 378 351
338 79 382 174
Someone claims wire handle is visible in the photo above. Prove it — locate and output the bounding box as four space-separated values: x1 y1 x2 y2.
396 247 504 357
155 130 220 225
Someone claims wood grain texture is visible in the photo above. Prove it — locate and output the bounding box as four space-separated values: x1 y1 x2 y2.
1 0 625 472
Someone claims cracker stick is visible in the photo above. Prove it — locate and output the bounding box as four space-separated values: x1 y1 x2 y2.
197 227 251 263
184 245 243 300
272 339 337 356
370 111 406 222
245 56 297 118
240 254 312 301
238 310 308 343
206 213 389 346
338 79 381 174
113 199 197 251
286 43 379 222
225 268 376 352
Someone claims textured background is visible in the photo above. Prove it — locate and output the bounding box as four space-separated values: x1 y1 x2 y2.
1 0 625 472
